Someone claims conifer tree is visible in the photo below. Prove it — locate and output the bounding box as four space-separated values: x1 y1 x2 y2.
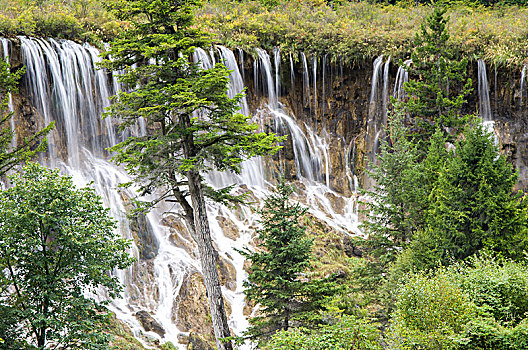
394 4 472 143
424 123 528 264
241 181 336 342
100 1 280 349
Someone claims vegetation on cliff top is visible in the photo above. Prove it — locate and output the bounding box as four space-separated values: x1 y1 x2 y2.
0 1 527 66
196 0 528 66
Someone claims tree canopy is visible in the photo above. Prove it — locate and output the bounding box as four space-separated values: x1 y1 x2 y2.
0 163 133 349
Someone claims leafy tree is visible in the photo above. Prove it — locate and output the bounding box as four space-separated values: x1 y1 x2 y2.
240 181 337 342
394 4 472 143
100 1 281 348
0 58 53 177
0 163 133 349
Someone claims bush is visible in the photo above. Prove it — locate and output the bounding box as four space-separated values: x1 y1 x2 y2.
264 315 383 350
389 255 528 350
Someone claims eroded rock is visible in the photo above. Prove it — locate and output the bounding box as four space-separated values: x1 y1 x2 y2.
135 310 165 337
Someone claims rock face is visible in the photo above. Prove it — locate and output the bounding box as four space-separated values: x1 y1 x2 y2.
172 271 232 346
242 54 528 192
135 311 166 337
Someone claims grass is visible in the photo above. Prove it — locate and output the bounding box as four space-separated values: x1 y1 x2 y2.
0 0 526 67
195 0 528 67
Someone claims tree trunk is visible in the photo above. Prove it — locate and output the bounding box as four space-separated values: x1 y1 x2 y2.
187 170 233 350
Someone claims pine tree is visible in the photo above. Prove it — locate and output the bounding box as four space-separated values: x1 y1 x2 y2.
424 123 528 264
394 4 472 144
241 181 336 342
100 1 281 349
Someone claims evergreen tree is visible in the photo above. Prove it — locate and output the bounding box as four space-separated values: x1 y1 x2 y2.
241 181 336 342
424 123 528 264
0 58 53 177
100 1 281 349
394 4 472 143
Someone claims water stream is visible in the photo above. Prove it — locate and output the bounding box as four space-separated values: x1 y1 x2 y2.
7 38 361 348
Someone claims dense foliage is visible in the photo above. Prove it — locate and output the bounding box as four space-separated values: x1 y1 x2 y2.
241 181 337 341
0 163 132 349
264 315 383 350
197 0 528 66
389 255 528 350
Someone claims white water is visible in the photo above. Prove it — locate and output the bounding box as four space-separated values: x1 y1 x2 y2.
477 59 497 144
393 59 411 100
1 38 15 147
521 64 527 105
11 38 361 349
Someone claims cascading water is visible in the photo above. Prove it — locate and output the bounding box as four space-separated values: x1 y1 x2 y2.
393 59 411 100
7 37 361 348
521 64 527 105
478 59 492 122
477 59 497 143
1 38 15 147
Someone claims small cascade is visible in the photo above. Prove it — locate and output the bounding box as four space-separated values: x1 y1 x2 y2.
289 51 295 91
368 55 384 126
366 55 390 162
1 38 15 147
521 64 527 105
255 48 277 109
322 54 327 123
382 57 390 127
477 59 497 143
478 59 492 122
237 48 245 82
393 59 411 100
301 52 311 112
273 47 280 101
313 55 318 119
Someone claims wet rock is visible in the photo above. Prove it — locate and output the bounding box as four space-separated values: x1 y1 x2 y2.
216 215 240 240
162 215 197 258
120 192 159 260
187 333 215 350
325 192 346 215
135 310 165 337
218 255 237 291
173 272 232 342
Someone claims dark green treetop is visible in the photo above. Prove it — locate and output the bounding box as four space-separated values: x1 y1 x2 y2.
424 123 528 264
240 180 337 342
0 163 133 349
395 4 473 143
100 0 280 209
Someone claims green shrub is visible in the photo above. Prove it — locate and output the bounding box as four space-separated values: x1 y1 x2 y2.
389 256 528 350
264 315 383 350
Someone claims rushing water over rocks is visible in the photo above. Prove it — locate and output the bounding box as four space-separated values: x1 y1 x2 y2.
4 38 362 348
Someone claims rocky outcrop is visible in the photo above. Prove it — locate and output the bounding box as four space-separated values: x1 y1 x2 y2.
172 272 232 346
135 311 166 337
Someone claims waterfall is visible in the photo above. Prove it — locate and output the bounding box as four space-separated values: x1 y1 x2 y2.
478 59 492 122
10 38 361 348
273 47 280 102
521 64 527 105
393 59 411 100
301 52 311 112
